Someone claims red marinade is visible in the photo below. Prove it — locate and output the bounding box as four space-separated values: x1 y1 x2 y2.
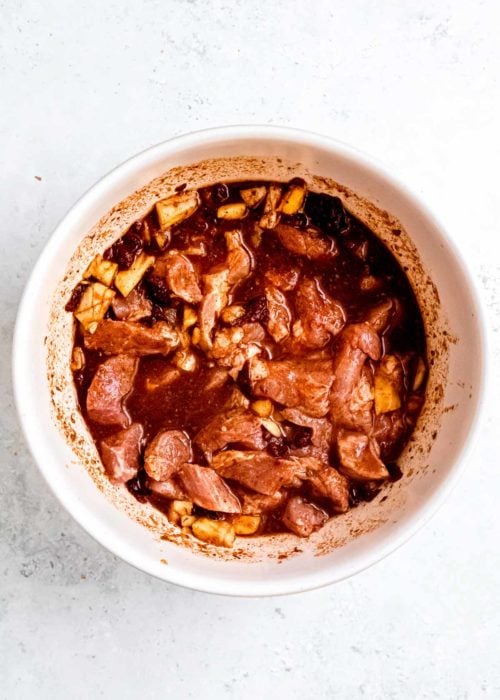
68 179 427 547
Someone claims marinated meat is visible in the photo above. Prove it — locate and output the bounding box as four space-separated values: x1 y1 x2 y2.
99 423 143 483
199 265 230 351
164 251 202 304
265 286 291 342
178 464 241 513
212 450 302 496
225 229 253 287
86 355 137 426
282 496 328 537
329 323 381 430
239 490 285 515
147 477 186 501
69 178 427 546
84 320 179 356
111 287 152 321
248 356 334 417
144 429 192 481
281 407 333 462
336 429 389 481
195 409 266 460
275 222 337 260
264 266 300 291
366 298 396 334
292 277 345 349
307 467 350 512
211 323 266 374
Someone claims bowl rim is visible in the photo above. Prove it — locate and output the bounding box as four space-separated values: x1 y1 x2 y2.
12 124 490 596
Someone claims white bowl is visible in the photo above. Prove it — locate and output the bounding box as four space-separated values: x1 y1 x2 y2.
13 126 487 596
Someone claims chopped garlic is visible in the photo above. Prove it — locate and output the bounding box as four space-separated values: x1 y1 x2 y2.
156 191 200 230
114 252 155 297
240 186 267 208
259 184 282 229
233 515 261 536
217 202 248 220
83 254 118 287
74 282 115 332
251 399 273 418
280 181 306 215
167 500 193 526
182 306 198 330
70 346 85 371
192 518 235 547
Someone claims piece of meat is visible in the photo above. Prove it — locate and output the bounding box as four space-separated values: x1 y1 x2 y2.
194 409 266 460
265 286 291 342
164 251 202 304
178 464 241 513
144 430 192 481
239 490 285 515
281 408 333 463
275 223 337 260
307 467 349 512
329 323 381 429
111 287 152 321
212 450 297 495
336 429 388 481
264 266 300 291
223 386 250 411
365 298 396 334
147 477 186 500
372 411 407 459
199 265 230 351
84 320 179 356
202 367 230 392
292 277 345 349
212 450 320 496
342 365 375 435
144 366 181 391
86 355 137 426
282 496 328 537
225 230 253 287
99 423 143 484
248 356 334 418
211 323 266 374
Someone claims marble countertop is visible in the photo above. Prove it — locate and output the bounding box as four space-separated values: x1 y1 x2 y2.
1 1 499 697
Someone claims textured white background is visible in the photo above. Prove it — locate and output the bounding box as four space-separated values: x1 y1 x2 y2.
1 1 499 698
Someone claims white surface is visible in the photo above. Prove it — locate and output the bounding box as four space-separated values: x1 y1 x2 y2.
1 0 499 697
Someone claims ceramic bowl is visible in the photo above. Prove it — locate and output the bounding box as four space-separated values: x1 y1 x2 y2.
13 126 487 595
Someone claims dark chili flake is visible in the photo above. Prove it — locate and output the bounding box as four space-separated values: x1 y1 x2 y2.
266 436 290 458
144 270 171 306
126 469 150 503
305 192 349 237
65 282 87 312
290 425 313 449
282 212 309 229
239 295 269 325
212 183 230 205
192 505 226 520
149 304 178 325
236 362 254 399
261 426 290 457
386 462 403 482
349 482 381 507
104 230 143 269
73 369 85 388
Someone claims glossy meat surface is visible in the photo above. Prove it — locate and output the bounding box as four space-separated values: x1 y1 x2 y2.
68 178 427 544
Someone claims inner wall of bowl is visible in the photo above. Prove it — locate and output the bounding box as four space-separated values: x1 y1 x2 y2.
40 133 482 591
